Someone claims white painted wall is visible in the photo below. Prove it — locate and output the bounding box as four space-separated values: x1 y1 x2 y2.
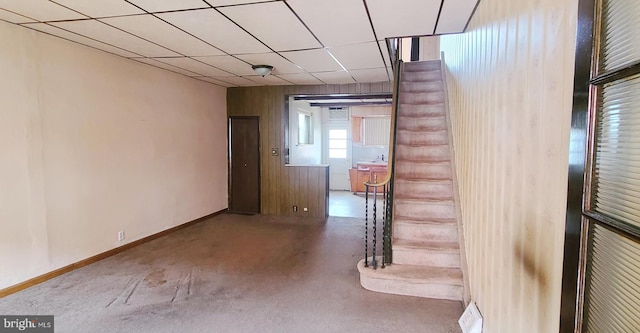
0 21 228 290
440 0 578 331
420 36 440 61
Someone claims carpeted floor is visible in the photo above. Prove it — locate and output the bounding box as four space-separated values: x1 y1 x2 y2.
0 214 463 333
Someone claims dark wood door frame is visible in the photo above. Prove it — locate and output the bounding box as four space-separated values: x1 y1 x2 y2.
228 116 261 214
560 0 595 331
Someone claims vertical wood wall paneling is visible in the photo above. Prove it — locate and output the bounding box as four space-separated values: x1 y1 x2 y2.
228 83 391 218
440 0 578 331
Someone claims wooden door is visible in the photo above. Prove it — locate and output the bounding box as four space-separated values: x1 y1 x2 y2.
229 117 260 214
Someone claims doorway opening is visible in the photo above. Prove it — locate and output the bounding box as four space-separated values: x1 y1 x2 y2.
284 93 392 218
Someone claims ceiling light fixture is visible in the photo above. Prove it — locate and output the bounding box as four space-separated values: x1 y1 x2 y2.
252 64 274 77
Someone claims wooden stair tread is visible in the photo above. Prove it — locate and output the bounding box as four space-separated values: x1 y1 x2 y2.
395 197 454 204
397 114 446 119
396 142 449 148
393 218 458 226
395 178 452 184
393 239 460 253
358 260 462 285
396 160 450 166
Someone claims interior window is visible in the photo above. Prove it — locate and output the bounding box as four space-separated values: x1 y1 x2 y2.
298 112 313 145
328 129 347 159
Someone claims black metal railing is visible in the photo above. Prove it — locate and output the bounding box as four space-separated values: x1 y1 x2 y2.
363 38 403 269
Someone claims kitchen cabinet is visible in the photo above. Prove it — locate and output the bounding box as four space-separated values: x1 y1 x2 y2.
349 163 388 193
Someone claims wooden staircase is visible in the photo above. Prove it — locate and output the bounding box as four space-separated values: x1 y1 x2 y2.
358 60 464 301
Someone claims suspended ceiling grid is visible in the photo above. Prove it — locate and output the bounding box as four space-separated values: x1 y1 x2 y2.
0 0 479 87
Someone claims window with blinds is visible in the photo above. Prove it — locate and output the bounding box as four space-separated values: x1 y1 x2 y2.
363 117 391 146
592 74 640 230
583 224 640 332
599 0 640 72
582 0 640 331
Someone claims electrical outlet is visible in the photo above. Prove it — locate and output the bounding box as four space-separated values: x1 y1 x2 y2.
293 206 298 212
118 231 125 241
303 207 308 212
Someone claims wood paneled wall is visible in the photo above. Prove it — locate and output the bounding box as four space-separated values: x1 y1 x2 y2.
228 83 392 218
440 0 578 331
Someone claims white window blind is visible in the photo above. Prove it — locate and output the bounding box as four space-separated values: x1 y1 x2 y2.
600 0 640 72
583 0 640 331
328 108 348 120
593 73 640 230
363 117 391 146
583 224 640 332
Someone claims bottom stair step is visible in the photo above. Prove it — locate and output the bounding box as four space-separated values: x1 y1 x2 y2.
357 258 463 301
392 240 461 268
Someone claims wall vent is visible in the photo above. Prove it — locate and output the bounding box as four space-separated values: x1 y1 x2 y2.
328 107 348 120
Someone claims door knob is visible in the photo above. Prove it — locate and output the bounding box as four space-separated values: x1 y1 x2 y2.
244 163 247 167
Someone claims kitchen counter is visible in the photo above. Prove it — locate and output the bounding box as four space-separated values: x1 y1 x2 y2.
350 163 388 193
355 161 388 169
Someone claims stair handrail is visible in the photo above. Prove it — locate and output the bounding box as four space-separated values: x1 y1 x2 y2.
364 39 402 189
362 38 402 269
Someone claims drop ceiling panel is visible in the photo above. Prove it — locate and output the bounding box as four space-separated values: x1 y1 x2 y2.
219 2 320 51
366 0 441 38
0 8 36 24
350 67 389 83
378 40 392 68
193 76 235 87
126 0 208 13
329 42 384 70
158 9 269 54
276 73 323 85
0 0 87 21
236 53 304 74
206 0 274 6
244 75 289 85
132 57 201 76
193 55 254 75
0 0 479 86
155 57 232 76
280 49 342 72
53 0 144 18
100 15 223 56
52 20 179 57
287 0 374 47
312 71 355 84
24 23 140 58
435 0 478 34
215 76 256 86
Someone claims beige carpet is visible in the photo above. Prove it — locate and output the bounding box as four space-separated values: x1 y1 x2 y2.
0 214 463 332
